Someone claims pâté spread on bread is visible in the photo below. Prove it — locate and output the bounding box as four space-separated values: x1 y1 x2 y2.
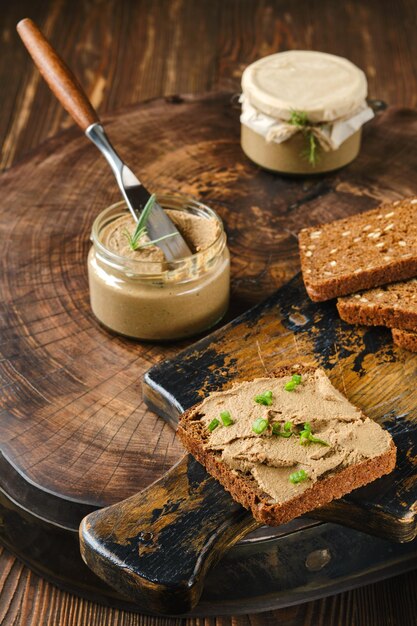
178 365 396 525
88 194 230 340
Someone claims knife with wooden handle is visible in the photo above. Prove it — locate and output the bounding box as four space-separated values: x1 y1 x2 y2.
16 18 191 261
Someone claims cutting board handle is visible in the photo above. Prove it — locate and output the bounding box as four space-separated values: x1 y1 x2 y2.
79 454 257 615
17 18 99 131
79 449 407 615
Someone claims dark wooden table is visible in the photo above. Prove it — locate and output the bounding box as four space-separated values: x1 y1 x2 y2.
2 1 417 624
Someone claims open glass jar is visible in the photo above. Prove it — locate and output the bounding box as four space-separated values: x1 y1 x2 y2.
88 195 230 341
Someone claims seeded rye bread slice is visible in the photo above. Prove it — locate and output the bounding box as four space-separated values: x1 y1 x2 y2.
177 365 396 526
392 328 417 352
337 278 417 330
299 197 417 302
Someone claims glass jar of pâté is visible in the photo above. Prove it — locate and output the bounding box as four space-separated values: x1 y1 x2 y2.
87 195 230 341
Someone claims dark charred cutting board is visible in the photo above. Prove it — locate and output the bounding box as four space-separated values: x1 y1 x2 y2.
81 272 417 614
2 92 417 615
147 269 417 531
142 271 417 542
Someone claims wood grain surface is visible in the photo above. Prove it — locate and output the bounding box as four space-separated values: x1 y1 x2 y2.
2 0 417 624
2 95 416 531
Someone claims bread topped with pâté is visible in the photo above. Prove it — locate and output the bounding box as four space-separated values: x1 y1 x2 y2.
177 365 396 526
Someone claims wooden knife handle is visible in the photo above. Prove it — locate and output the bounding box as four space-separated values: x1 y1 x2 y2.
16 18 99 131
79 454 257 615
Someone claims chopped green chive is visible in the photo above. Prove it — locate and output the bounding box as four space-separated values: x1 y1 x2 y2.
289 469 308 484
254 391 273 406
220 411 234 426
272 421 295 438
308 434 329 446
284 373 303 392
299 422 329 446
252 418 269 435
278 421 294 438
272 423 281 435
284 381 297 391
208 418 220 432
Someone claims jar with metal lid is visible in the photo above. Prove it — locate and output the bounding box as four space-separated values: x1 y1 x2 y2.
87 195 230 341
240 50 374 174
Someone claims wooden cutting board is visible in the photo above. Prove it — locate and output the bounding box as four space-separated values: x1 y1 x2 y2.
80 271 417 614
142 271 417 542
2 93 417 614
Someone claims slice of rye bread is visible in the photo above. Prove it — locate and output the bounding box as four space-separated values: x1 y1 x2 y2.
337 278 417 330
392 328 417 352
298 197 417 302
177 365 396 526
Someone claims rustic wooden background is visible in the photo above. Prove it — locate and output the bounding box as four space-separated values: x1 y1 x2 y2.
2 0 417 624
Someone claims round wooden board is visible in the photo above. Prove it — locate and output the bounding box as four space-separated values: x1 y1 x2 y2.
1 92 261 517
1 92 417 529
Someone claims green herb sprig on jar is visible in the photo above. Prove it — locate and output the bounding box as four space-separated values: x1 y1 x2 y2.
288 110 321 167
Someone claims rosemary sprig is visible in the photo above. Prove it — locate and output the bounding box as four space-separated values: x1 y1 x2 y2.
305 133 318 167
123 193 178 251
288 110 320 167
289 110 309 127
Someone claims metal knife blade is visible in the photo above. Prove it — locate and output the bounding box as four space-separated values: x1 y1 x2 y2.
120 165 192 260
86 124 192 261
